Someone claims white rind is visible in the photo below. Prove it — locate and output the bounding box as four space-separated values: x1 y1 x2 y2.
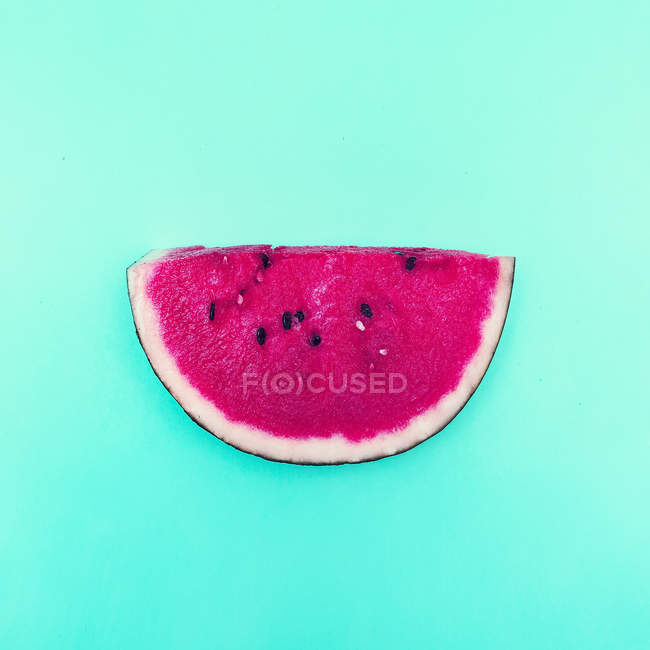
127 250 514 464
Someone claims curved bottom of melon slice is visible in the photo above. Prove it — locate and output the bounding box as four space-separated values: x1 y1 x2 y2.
128 250 514 464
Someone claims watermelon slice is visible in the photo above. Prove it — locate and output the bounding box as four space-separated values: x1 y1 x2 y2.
127 246 514 464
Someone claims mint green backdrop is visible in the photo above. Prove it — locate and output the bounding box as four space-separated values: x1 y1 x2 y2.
2 2 649 648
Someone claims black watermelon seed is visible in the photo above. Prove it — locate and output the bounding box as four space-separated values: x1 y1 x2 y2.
308 334 321 347
209 302 215 321
360 303 373 318
295 310 305 322
261 252 271 268
405 256 417 271
394 251 404 256
256 327 266 345
282 311 292 330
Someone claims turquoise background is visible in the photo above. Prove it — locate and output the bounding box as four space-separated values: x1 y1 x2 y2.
2 1 649 648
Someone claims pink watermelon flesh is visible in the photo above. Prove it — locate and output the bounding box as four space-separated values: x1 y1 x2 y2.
127 246 514 463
